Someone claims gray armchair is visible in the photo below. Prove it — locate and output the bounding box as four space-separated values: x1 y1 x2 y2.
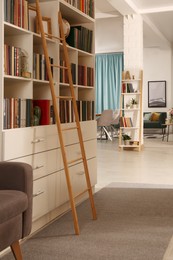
0 162 33 259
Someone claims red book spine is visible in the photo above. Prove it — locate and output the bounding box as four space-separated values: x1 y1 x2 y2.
33 100 50 125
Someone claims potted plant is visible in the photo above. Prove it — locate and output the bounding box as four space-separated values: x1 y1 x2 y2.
122 133 131 145
130 98 138 108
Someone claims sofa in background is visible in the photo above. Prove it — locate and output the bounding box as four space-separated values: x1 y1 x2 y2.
143 112 167 132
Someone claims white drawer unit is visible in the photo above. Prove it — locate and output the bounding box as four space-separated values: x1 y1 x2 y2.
70 158 97 197
8 148 61 180
64 139 97 167
32 173 57 221
56 157 97 207
62 121 97 146
2 125 59 160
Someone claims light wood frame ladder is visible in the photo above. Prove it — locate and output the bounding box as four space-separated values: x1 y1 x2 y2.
35 0 97 235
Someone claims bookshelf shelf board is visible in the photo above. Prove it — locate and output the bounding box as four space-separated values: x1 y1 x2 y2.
122 92 141 96
78 49 94 57
60 83 77 88
78 85 94 89
60 1 94 24
4 22 31 36
33 79 50 85
120 127 139 130
60 43 94 56
33 33 56 44
4 75 32 82
122 79 141 82
122 108 140 111
119 145 140 148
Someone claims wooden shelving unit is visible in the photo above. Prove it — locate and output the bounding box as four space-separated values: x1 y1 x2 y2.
119 70 143 151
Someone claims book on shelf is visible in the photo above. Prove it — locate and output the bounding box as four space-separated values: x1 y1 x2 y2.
127 83 134 93
4 0 29 30
4 44 25 77
3 98 33 129
60 60 76 84
33 53 53 81
59 100 94 123
64 0 94 18
120 116 133 127
78 64 94 86
66 25 93 53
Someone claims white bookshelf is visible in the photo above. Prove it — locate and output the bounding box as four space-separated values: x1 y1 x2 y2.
0 0 96 235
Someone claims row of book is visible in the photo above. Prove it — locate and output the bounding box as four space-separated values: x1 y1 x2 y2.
4 44 23 77
4 0 29 29
3 98 95 129
59 100 95 123
64 0 94 18
3 98 33 129
78 65 94 86
120 117 133 127
60 60 76 84
66 26 93 53
33 53 53 81
122 83 135 93
60 60 94 86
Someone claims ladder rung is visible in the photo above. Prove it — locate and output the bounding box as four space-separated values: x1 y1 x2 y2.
68 157 83 165
74 189 90 199
62 126 78 131
57 96 73 100
44 33 63 41
50 64 67 70
28 5 36 11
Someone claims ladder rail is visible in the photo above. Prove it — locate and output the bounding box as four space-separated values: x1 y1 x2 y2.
35 0 97 235
58 12 97 220
35 0 80 235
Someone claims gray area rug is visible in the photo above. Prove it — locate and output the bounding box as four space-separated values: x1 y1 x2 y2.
2 184 173 260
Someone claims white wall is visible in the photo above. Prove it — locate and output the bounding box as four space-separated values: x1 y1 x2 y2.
96 18 173 112
143 47 172 112
95 17 123 53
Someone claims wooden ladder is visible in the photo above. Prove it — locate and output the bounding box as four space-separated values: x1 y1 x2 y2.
35 0 97 235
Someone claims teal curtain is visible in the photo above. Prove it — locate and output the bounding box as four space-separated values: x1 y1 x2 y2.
95 53 124 114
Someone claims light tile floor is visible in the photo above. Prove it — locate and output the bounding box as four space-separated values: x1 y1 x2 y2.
96 133 173 260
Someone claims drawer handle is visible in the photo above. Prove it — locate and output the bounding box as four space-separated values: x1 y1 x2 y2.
77 171 85 176
33 190 44 197
33 165 44 170
31 138 45 144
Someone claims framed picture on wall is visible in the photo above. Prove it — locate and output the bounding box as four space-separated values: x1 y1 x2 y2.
148 81 166 107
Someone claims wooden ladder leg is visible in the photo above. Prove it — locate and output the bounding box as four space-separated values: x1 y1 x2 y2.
11 241 23 260
58 12 97 221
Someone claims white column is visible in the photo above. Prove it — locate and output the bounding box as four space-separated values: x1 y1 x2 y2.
124 14 143 76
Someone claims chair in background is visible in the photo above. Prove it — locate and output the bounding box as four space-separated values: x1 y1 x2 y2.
111 109 120 137
0 162 33 260
97 109 120 141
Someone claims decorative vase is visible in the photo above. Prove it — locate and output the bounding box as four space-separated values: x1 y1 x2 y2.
124 140 130 145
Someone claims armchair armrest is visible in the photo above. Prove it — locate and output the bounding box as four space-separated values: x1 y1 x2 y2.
0 162 33 237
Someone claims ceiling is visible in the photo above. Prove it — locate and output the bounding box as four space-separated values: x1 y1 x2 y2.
95 0 173 48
